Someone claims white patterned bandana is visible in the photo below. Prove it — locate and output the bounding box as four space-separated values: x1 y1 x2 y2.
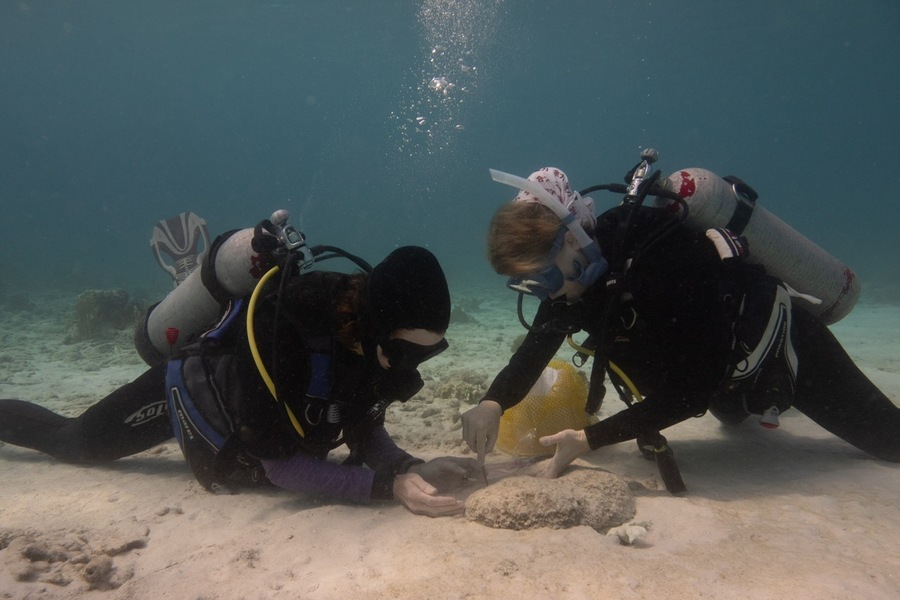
513 167 597 229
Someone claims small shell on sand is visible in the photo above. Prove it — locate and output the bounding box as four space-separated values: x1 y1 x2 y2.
606 521 651 545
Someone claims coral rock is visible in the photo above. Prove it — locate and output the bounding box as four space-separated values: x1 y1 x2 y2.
465 468 635 532
71 289 139 340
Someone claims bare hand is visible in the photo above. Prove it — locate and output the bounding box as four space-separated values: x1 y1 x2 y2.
539 429 591 478
392 472 465 517
408 457 484 492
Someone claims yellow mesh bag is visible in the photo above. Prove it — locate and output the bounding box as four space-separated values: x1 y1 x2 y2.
496 359 592 457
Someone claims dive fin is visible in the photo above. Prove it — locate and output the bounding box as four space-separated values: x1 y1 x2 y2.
150 212 210 287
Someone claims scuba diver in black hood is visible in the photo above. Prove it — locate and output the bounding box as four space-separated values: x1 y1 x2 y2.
0 222 480 517
461 157 900 492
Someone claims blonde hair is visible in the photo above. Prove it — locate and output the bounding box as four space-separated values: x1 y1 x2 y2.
486 202 562 275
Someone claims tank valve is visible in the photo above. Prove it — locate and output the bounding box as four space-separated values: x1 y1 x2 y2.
269 209 314 269
640 147 659 164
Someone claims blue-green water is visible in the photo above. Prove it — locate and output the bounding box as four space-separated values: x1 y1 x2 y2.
1 1 898 298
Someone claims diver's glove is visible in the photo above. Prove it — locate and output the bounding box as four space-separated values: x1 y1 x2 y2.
461 399 503 464
372 369 424 403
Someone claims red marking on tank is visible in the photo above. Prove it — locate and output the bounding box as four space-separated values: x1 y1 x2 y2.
842 267 856 293
678 171 696 197
819 267 857 324
249 254 267 279
165 327 179 346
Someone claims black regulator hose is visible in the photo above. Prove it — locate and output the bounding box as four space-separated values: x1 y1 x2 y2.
311 245 373 273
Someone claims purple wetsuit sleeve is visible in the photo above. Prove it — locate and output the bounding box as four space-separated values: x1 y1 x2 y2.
260 453 377 504
259 427 422 504
356 425 423 473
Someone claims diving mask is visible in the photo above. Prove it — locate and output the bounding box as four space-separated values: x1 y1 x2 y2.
380 337 449 370
506 228 607 301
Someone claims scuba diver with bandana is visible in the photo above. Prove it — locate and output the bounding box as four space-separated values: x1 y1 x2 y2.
0 236 480 517
461 161 900 490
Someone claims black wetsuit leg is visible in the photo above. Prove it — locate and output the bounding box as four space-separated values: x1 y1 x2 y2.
0 364 173 463
792 309 900 462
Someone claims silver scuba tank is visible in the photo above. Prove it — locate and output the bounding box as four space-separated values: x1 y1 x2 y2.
134 227 265 364
654 168 860 324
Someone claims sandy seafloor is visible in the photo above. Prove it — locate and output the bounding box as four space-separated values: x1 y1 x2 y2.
1 284 898 600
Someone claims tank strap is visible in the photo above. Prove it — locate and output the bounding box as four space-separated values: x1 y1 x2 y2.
303 335 334 401
201 229 242 305
722 176 758 235
201 298 245 342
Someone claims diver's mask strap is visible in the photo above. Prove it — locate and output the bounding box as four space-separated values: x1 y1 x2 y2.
490 169 598 250
554 218 608 289
575 243 608 289
505 239 607 301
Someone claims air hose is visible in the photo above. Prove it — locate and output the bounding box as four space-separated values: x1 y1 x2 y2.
246 264 307 438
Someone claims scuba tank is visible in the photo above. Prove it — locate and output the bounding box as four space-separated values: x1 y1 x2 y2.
135 227 265 365
134 210 357 366
653 168 859 325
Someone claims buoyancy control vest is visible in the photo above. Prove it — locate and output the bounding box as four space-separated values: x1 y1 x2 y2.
165 298 271 492
164 296 352 493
